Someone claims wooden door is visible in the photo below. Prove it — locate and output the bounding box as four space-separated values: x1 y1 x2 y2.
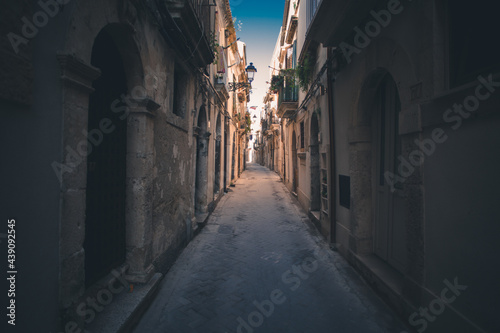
374 75 407 272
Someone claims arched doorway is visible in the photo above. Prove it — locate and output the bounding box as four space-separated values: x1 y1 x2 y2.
372 73 407 272
237 135 241 176
310 113 320 211
214 112 221 195
231 132 236 180
84 29 127 287
292 130 298 193
195 106 209 214
270 138 274 170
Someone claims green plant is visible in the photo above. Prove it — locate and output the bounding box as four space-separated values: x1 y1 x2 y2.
280 68 296 78
245 112 252 133
210 32 220 64
296 51 315 92
270 69 298 93
270 75 284 92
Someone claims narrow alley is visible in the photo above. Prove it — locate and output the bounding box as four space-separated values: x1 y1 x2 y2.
2 1 499 332
133 164 407 333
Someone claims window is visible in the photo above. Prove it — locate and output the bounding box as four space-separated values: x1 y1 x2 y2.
307 0 319 28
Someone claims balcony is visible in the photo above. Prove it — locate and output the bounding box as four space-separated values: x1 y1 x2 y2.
269 117 280 132
306 0 378 46
163 0 214 67
215 75 229 101
285 15 298 44
277 80 298 118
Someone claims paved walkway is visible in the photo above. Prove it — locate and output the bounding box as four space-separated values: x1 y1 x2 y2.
133 163 408 333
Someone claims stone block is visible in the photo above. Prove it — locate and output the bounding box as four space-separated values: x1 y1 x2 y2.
60 189 86 257
60 249 85 309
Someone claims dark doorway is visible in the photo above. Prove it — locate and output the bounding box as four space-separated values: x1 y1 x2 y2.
270 136 274 170
373 74 407 273
85 30 127 287
214 113 221 195
231 132 236 180
310 113 320 211
237 136 240 176
292 130 298 193
195 107 209 214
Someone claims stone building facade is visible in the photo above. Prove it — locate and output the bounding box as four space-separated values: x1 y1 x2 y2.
260 0 500 332
260 0 333 238
1 0 249 331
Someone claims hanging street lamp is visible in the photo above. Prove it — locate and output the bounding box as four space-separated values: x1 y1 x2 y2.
228 62 258 92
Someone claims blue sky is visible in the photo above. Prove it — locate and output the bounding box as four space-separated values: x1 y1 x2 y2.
230 0 285 107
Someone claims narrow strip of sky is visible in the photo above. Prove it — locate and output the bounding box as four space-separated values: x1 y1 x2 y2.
229 0 284 107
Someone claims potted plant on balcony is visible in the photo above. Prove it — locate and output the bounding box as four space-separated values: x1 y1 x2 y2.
245 112 252 134
296 51 314 92
270 75 283 93
210 32 220 64
215 72 224 84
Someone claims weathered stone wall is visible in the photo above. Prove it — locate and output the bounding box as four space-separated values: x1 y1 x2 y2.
1 0 246 331
331 1 500 331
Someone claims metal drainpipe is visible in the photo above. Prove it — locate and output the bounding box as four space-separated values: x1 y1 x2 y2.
327 47 337 245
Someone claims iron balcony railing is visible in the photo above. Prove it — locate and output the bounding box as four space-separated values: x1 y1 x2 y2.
163 0 214 66
278 79 298 106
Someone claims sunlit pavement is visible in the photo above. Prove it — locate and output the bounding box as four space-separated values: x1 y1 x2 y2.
133 163 409 333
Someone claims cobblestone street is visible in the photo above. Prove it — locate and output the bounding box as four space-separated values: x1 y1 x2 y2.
133 163 408 333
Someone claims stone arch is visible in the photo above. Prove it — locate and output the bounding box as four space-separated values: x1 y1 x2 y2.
348 38 416 258
350 38 415 128
59 15 157 309
231 131 236 180
84 28 129 287
89 24 156 283
195 105 209 214
62 1 146 89
100 23 145 90
349 68 395 256
214 112 222 194
291 129 298 192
